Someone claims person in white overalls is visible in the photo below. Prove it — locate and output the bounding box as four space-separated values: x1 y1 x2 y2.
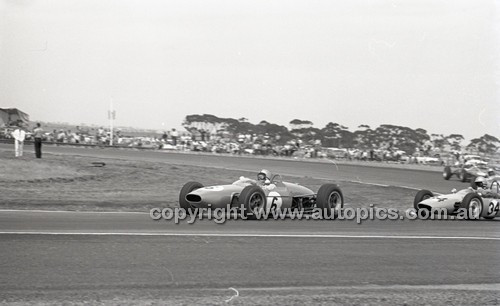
11 125 27 157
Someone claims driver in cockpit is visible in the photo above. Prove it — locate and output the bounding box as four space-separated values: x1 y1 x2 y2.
256 169 276 190
257 169 272 183
473 176 500 199
235 169 276 190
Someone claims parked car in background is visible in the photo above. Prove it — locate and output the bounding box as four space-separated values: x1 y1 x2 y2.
415 155 440 165
325 148 348 159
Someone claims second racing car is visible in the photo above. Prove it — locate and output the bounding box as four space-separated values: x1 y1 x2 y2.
413 177 500 220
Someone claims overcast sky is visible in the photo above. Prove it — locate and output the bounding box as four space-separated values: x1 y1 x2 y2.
1 0 498 141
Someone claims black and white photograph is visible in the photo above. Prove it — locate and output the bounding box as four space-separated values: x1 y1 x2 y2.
1 0 499 305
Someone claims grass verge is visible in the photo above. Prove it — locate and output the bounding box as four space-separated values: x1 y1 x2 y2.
0 150 416 212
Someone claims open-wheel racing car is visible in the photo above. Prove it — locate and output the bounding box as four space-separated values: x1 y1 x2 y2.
413 180 500 220
442 163 489 182
179 169 344 218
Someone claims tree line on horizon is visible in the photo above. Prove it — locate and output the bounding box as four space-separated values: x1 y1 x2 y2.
183 114 499 155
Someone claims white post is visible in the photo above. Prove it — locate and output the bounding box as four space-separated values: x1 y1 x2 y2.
109 98 115 146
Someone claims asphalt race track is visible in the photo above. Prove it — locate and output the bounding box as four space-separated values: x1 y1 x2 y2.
1 211 499 304
1 144 499 304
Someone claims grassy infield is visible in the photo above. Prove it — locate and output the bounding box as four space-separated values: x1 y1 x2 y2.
0 149 417 213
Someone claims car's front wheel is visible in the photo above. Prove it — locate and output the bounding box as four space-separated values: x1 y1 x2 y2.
460 193 483 220
316 184 343 218
413 190 434 210
239 185 266 219
443 166 452 180
179 181 203 211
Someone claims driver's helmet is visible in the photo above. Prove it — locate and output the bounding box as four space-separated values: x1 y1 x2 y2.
257 169 273 182
474 176 487 189
487 168 495 177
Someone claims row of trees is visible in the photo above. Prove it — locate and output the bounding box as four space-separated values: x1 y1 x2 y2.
182 114 500 155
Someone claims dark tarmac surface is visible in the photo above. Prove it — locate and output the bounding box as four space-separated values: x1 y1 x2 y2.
1 211 499 305
1 144 499 305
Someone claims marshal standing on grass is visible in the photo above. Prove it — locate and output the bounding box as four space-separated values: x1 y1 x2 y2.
32 123 44 158
11 124 26 157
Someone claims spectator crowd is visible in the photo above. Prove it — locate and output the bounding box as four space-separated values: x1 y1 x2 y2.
0 125 483 167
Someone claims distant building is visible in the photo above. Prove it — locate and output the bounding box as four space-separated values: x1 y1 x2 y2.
289 119 313 131
0 108 30 127
183 120 229 136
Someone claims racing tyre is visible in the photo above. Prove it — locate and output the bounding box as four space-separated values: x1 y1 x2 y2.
179 181 204 212
459 193 483 220
316 184 343 218
413 190 434 210
239 185 267 219
461 170 468 182
490 180 500 193
443 166 452 180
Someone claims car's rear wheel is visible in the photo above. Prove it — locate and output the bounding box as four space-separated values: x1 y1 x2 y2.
460 193 483 220
490 180 500 193
413 190 433 210
179 181 203 211
239 185 266 219
461 170 468 182
316 184 343 218
443 166 452 180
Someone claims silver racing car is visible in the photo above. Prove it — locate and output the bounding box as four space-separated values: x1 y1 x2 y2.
413 179 500 220
179 169 343 218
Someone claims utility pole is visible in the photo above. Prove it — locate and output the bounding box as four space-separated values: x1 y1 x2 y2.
108 98 116 146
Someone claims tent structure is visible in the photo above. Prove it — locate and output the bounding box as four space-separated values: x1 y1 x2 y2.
0 108 30 127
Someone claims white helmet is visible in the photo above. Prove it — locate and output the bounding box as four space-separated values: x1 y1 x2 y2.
257 169 273 182
474 176 486 189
